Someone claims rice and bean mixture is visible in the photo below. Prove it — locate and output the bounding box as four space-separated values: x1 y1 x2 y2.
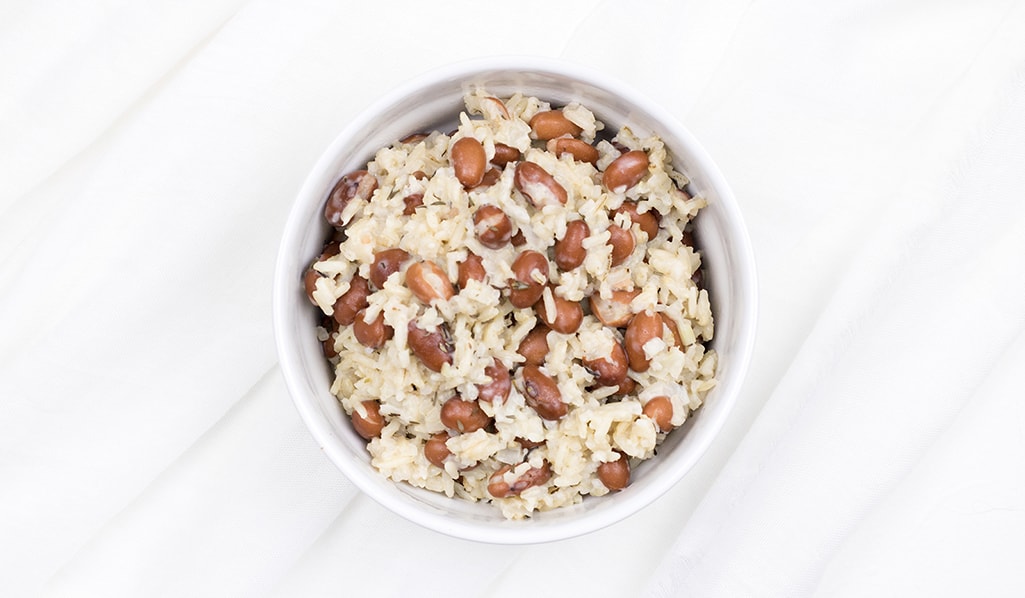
303 89 716 519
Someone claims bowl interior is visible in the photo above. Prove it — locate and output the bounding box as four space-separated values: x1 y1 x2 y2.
273 58 757 543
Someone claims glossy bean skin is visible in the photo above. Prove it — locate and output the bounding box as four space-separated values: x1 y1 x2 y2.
407 321 454 372
471 167 502 190
582 341 629 387
370 248 411 289
473 204 512 249
440 396 492 433
457 252 486 289
517 325 550 366
514 162 567 207
477 359 511 404
451 137 487 188
596 452 630 491
353 309 392 349
602 150 649 192
508 250 549 308
624 310 662 372
536 292 583 334
324 170 378 229
351 400 385 440
528 110 582 140
643 395 674 432
332 275 371 326
607 224 635 267
406 261 454 304
546 137 599 165
589 289 640 328
554 220 589 271
520 365 566 420
424 432 451 468
491 143 521 167
613 201 660 240
487 461 553 498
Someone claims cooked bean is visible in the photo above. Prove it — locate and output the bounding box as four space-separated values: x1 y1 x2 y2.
602 150 649 192
402 193 424 215
521 365 566 420
492 143 521 167
370 248 410 289
614 376 636 396
451 137 487 188
596 452 630 491
487 461 553 498
351 400 384 440
400 132 428 144
642 395 674 432
624 310 662 372
472 167 502 190
613 201 660 239
582 341 628 387
324 170 378 229
484 96 511 119
546 137 599 165
424 432 451 468
331 275 371 326
406 260 454 304
536 291 583 334
407 321 453 372
517 325 550 366
473 204 512 249
353 309 392 349
607 224 635 266
440 396 492 433
589 289 640 328
554 220 589 271
660 313 683 347
529 110 582 140
510 229 527 247
477 359 511 404
321 317 339 359
514 162 567 207
304 243 341 303
457 252 486 289
508 250 549 308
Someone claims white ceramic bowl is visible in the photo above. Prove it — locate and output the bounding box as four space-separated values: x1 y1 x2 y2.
273 57 757 544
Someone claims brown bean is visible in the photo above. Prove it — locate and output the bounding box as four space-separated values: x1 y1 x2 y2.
370 248 411 289
487 461 553 498
477 359 511 404
321 317 339 359
407 321 453 372
353 309 392 349
529 110 582 140
660 313 683 347
517 325 550 366
406 260 454 304
624 310 662 372
582 341 629 387
589 289 639 328
440 396 492 433
402 193 424 215
351 400 384 440
607 224 635 266
484 96 511 119
508 250 549 308
451 137 487 188
546 137 599 165
614 376 636 397
473 204 512 249
471 167 502 190
492 143 521 167
324 170 378 229
510 229 527 247
536 291 583 334
596 452 630 491
424 432 451 468
303 243 341 304
613 201 660 240
554 220 589 271
331 275 371 326
643 395 674 432
603 150 649 192
514 162 567 207
521 365 566 420
400 132 428 144
457 252 486 289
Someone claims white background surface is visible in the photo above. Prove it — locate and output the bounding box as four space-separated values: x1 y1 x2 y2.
3 1 1024 596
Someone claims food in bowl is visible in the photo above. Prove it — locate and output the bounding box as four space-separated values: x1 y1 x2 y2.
302 89 716 519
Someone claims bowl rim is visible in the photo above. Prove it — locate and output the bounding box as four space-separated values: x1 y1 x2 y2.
273 55 758 544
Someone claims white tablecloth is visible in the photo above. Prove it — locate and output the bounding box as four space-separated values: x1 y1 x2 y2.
3 1 1024 596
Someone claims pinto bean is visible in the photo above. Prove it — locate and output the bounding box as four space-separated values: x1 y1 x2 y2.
351 400 384 440
624 310 662 372
353 309 392 349
517 325 550 366
332 275 371 326
451 137 487 188
536 291 583 334
473 204 512 249
529 110 582 140
424 432 451 468
471 167 502 190
440 396 491 433
324 170 378 229
370 248 410 289
321 317 339 359
487 461 553 498
554 220 589 271
457 252 486 289
406 260 454 304
613 201 660 240
514 162 567 207
596 452 630 491
582 341 629 387
477 359 511 404
660 313 683 347
407 321 453 372
589 289 639 327
602 150 649 192
607 224 635 266
546 137 599 165
402 193 424 215
521 365 566 420
643 395 674 432
492 143 521 167
508 250 549 308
